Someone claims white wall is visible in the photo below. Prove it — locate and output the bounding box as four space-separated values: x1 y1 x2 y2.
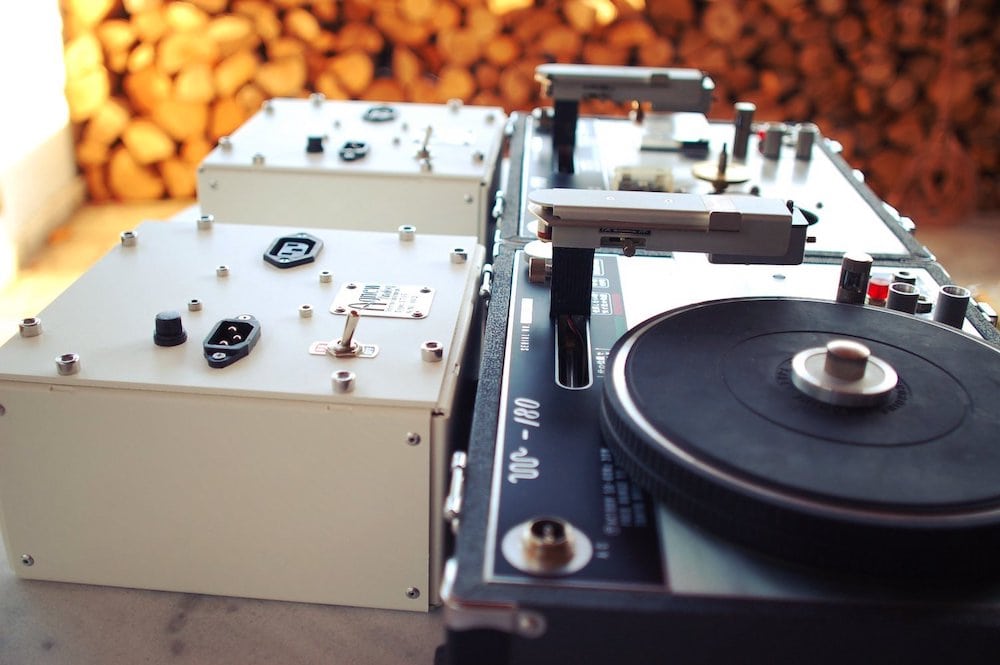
0 0 84 288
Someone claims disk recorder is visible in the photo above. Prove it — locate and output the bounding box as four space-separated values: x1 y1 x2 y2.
442 65 1000 663
442 229 1000 665
499 64 925 261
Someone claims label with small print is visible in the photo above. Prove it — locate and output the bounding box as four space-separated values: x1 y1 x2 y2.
330 283 435 319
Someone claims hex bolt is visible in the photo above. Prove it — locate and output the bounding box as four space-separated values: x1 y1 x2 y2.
19 317 42 338
421 340 443 362
299 304 313 318
319 271 333 283
188 299 203 312
252 153 265 166
451 248 468 264
406 433 422 446
332 370 355 394
405 587 421 599
398 225 416 241
21 554 34 567
197 214 214 230
56 353 80 376
217 265 230 277
120 230 138 247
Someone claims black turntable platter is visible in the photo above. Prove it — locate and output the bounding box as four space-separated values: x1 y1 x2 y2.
600 297 1000 577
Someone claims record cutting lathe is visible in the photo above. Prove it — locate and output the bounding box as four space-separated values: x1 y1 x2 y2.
534 64 715 174
528 188 810 317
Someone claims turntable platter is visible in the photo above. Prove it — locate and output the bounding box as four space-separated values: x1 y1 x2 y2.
601 298 1000 576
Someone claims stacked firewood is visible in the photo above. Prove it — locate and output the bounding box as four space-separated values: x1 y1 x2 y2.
61 0 997 221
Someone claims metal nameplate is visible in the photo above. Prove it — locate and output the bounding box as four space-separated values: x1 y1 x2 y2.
330 283 435 319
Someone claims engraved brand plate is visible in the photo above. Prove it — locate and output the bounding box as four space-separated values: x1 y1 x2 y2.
330 283 435 319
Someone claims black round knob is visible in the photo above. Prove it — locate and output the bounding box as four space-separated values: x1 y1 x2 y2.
154 311 187 347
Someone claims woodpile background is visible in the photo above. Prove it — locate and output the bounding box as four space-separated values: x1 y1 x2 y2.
61 0 997 224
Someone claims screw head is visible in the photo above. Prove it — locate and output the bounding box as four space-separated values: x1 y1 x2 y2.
405 587 421 599
406 432 421 446
21 554 34 566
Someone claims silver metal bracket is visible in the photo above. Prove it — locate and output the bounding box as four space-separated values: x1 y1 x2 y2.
441 559 547 639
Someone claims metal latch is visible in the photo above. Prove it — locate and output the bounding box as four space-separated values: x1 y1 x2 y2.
444 451 467 535
479 264 494 301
